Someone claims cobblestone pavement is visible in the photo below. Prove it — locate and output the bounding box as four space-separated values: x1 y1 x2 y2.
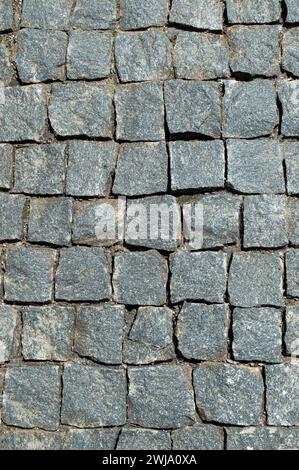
0 0 299 451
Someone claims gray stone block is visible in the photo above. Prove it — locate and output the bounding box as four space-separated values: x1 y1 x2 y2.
223 80 277 138
28 197 73 246
22 306 75 361
164 80 222 137
55 247 111 302
4 247 56 303
278 80 299 137
14 144 66 195
227 139 285 194
64 429 118 450
233 307 282 363
49 83 113 138
71 0 116 30
61 364 126 427
285 305 299 356
226 0 281 24
193 363 264 425
243 195 288 248
226 426 299 450
0 0 16 31
116 30 172 83
228 252 283 307
0 194 26 242
3 366 61 431
0 40 14 84
0 144 13 189
128 365 196 429
117 428 171 450
0 86 47 142
1 430 64 450
22 0 73 29
120 0 168 30
113 142 168 196
170 0 223 31
284 141 299 195
282 28 299 77
74 304 125 364
0 305 17 363
266 363 299 425
170 251 227 303
115 82 164 142
286 0 299 23
172 425 224 450
286 250 299 298
176 303 229 361
288 198 299 245
67 32 113 80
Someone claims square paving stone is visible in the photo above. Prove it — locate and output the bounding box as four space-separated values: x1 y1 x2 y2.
0 305 17 363
3 366 61 431
71 0 117 30
4 247 56 303
22 306 75 361
223 80 278 138
0 0 16 31
193 363 264 425
113 251 168 306
226 427 299 450
266 364 299 425
284 141 299 195
1 430 64 450
175 32 229 80
61 364 126 427
286 0 299 23
278 81 299 137
55 247 111 302
172 425 224 450
170 251 227 304
128 365 196 429
28 198 73 246
0 144 13 189
170 141 224 190
164 80 222 137
117 428 171 451
14 144 66 195
74 304 125 364
115 82 164 142
16 30 67 83
228 252 283 307
286 250 299 297
0 40 14 84
243 195 288 248
170 0 224 31
113 142 168 196
285 305 299 356
226 0 281 24
64 429 118 450
120 0 168 30
49 83 113 138
227 139 285 194
287 198 299 245
66 141 117 197
228 26 281 77
22 0 73 30
0 194 26 242
233 308 282 363
67 32 113 80
176 303 229 361
0 86 47 142
115 30 172 83
282 28 299 77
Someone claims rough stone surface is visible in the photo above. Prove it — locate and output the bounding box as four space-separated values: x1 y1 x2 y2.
287 198 299 245
22 0 73 30
0 40 14 84
71 0 117 30
0 144 13 189
0 0 16 32
226 0 281 24
0 194 26 242
170 0 224 31
282 28 299 77
286 250 299 298
226 427 299 450
286 0 299 23
278 81 299 137
285 305 299 356
63 429 118 450
284 141 299 195
1 430 64 450
117 428 171 450
0 305 17 363
120 0 169 30
172 425 224 450
266 364 299 425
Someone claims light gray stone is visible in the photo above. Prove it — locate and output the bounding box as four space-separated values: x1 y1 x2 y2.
71 0 117 30
1 430 64 450
172 425 224 450
286 250 299 298
170 0 224 31
64 429 118 450
284 141 299 195
0 40 14 84
120 0 168 30
282 28 299 77
287 198 299 245
22 0 73 29
117 428 171 450
285 305 299 356
0 194 26 242
286 0 299 23
278 80 299 137
0 144 13 189
61 364 126 427
226 427 299 450
0 305 17 364
0 0 16 32
226 0 281 24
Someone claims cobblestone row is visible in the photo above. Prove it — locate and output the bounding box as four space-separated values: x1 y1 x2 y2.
0 0 299 451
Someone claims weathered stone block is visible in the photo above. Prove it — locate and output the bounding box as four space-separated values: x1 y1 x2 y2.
22 0 73 29
0 194 26 242
117 428 171 450
71 0 116 30
226 427 299 450
170 0 224 31
286 0 299 23
278 81 299 137
226 0 281 24
0 40 14 84
287 198 299 245
284 141 299 195
286 250 299 298
172 425 224 450
282 28 299 77
120 0 168 30
1 430 64 450
0 0 16 31
0 305 17 363
285 305 299 356
0 144 13 189
64 429 118 450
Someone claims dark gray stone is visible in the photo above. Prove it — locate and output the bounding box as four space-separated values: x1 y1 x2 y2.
0 144 13 189
223 80 278 138
64 429 118 450
170 251 227 304
74 304 125 364
287 198 299 245
285 305 299 356
17 30 67 83
226 0 281 24
175 32 229 80
233 308 282 363
66 141 117 197
226 427 299 450
0 194 26 242
286 0 299 23
14 144 66 195
284 141 299 195
61 364 126 427
278 80 299 137
120 0 168 30
67 32 113 80
49 83 113 138
128 365 196 429
71 0 117 30
282 28 299 77
0 40 14 84
165 80 222 137
266 364 299 425
117 428 171 450
286 250 299 298
227 139 285 194
193 363 264 425
115 82 165 142
28 197 73 246
3 366 61 431
22 0 73 30
0 0 15 32
4 247 56 303
0 305 17 364
172 425 224 450
170 0 224 31
1 430 64 450
228 252 283 307
22 306 75 361
55 247 111 302
113 142 168 196
113 251 168 306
